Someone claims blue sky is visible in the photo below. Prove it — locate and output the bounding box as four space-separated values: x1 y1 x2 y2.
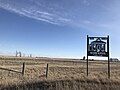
0 0 120 58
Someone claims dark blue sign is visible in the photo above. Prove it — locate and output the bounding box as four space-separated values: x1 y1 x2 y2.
87 37 109 57
86 35 110 78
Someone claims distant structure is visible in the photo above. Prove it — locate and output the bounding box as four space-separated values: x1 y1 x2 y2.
110 58 119 62
16 51 22 57
83 56 85 60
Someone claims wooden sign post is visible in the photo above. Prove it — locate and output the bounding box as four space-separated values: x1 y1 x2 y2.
87 35 110 78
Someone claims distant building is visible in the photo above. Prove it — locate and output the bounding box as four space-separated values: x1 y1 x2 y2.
110 58 119 62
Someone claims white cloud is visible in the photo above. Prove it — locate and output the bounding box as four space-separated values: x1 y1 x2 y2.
0 0 71 25
0 0 120 33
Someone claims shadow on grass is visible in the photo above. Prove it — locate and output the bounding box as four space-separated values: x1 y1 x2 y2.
0 67 22 74
1 78 120 90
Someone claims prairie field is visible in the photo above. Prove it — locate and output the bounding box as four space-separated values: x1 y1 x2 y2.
0 56 120 89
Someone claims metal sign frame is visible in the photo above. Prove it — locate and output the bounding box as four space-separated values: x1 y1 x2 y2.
87 35 110 78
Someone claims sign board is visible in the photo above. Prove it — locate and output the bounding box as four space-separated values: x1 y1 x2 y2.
87 37 108 57
86 35 110 78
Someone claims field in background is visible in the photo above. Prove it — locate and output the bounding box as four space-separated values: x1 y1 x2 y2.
0 56 120 89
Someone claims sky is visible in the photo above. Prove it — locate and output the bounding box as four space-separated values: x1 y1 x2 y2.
0 0 120 59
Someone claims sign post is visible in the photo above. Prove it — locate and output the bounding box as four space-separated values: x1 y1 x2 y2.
107 36 110 78
87 35 89 76
87 35 110 78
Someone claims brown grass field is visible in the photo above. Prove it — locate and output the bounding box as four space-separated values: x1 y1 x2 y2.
0 56 120 89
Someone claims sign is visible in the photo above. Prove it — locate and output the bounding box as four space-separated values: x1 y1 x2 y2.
87 37 108 57
86 35 110 78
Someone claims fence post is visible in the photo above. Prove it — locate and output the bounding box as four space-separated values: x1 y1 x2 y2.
22 62 25 75
46 63 49 78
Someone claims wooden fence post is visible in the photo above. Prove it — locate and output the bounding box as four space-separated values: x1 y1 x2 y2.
22 62 25 75
46 64 49 78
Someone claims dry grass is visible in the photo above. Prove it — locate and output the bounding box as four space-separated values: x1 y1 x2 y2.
0 57 120 89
